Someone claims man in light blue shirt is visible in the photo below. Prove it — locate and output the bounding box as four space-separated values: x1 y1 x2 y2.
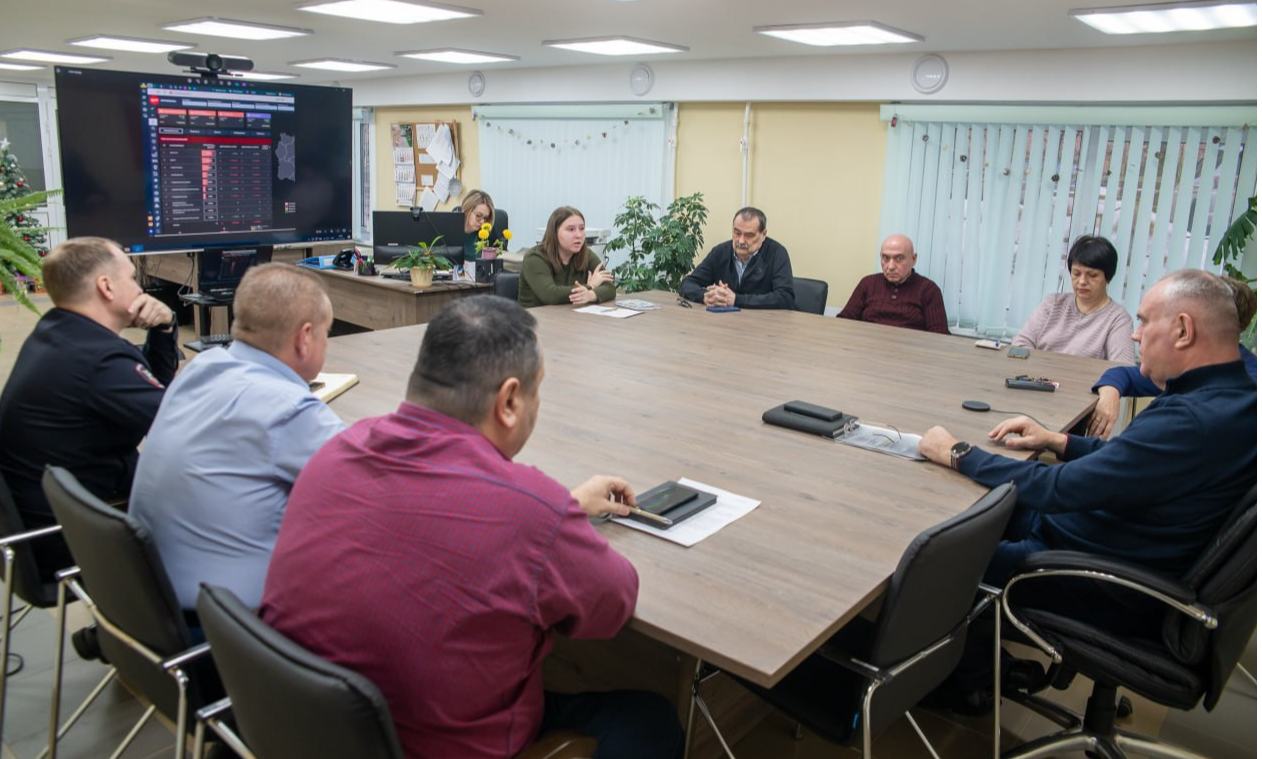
131 263 345 611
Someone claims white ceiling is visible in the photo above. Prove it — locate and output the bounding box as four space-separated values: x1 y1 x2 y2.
0 0 1256 86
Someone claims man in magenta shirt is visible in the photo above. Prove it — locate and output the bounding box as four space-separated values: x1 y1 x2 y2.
838 234 950 334
261 296 682 759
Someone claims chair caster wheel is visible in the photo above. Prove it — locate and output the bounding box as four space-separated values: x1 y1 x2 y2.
1117 695 1133 719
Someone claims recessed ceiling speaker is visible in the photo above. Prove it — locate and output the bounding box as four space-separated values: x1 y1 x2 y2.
629 63 654 96
911 53 948 95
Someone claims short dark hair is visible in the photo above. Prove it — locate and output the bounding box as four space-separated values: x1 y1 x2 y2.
42 236 121 306
734 207 766 233
406 296 542 426
1066 236 1119 282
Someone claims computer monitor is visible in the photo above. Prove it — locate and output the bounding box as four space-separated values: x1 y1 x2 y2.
198 245 273 300
372 210 465 267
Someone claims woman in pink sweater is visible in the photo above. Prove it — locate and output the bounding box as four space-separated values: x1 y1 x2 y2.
1012 236 1135 363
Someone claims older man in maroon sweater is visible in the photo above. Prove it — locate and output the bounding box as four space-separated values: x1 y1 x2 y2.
838 234 950 334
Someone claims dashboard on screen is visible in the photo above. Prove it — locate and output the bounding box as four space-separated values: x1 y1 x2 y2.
55 66 353 253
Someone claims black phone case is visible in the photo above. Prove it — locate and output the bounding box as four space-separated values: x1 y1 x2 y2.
629 483 718 530
1006 377 1055 392
783 400 845 422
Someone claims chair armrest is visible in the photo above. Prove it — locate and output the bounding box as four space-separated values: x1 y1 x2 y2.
0 523 62 548
1014 550 1195 604
515 730 598 759
162 641 212 673
1003 551 1214 662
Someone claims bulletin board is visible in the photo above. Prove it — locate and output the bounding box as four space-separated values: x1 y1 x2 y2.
390 121 463 208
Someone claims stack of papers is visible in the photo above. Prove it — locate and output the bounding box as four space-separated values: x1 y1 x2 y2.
308 373 359 404
573 305 641 319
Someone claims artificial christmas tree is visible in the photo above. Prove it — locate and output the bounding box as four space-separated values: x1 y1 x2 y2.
0 138 58 347
0 138 49 260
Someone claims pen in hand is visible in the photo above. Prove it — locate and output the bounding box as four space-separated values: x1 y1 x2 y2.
625 506 673 526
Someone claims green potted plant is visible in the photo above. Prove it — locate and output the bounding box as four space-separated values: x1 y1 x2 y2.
608 192 708 293
389 236 453 288
1 189 58 349
1212 195 1257 350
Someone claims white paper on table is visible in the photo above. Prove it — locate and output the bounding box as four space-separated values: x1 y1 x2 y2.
417 187 439 212
611 478 760 547
394 164 414 183
463 261 477 279
425 123 454 165
572 305 641 319
437 157 460 181
395 183 416 206
432 175 451 202
414 123 437 146
392 147 413 165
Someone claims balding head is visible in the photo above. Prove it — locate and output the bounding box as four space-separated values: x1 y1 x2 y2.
230 264 332 380
1134 269 1242 387
880 234 917 284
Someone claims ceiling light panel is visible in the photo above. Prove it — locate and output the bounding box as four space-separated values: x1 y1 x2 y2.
1071 1 1257 33
0 62 44 71
163 18 312 40
291 58 396 71
69 36 194 53
543 37 688 56
754 22 924 46
297 0 481 24
397 48 517 63
0 49 112 64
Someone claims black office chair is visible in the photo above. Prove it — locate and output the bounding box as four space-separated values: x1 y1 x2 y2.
687 482 1017 759
195 585 597 759
999 486 1256 759
494 272 521 301
792 277 828 315
42 466 220 759
491 208 510 241
0 473 118 755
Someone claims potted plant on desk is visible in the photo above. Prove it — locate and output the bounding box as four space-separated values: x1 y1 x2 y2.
474 223 513 282
389 236 453 288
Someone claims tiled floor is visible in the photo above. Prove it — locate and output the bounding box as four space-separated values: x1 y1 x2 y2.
1 292 1257 758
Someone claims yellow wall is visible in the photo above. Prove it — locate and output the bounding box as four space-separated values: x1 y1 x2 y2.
674 102 887 309
373 106 479 214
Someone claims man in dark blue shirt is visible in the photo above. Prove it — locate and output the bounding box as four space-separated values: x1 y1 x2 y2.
921 268 1254 608
0 237 177 577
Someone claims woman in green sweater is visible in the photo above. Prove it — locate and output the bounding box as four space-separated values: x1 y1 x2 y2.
518 206 616 308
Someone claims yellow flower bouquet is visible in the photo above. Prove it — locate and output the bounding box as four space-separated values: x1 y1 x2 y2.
474 222 512 259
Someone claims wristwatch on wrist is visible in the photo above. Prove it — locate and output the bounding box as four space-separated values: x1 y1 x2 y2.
949 441 973 471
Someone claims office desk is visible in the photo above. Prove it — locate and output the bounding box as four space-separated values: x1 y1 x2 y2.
321 291 1114 752
306 268 491 330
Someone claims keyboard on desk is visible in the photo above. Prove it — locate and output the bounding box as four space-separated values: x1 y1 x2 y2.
201 334 233 346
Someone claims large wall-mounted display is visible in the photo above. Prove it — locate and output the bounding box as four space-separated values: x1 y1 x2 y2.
55 66 352 253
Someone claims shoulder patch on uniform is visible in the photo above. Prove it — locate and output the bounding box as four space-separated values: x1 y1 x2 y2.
135 363 164 389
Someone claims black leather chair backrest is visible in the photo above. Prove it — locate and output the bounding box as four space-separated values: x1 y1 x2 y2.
864 482 1016 729
491 208 510 242
1162 486 1256 709
0 472 57 608
494 272 521 301
793 277 828 315
42 466 209 719
198 585 404 759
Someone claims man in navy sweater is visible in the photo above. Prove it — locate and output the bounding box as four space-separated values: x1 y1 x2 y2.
920 269 1254 622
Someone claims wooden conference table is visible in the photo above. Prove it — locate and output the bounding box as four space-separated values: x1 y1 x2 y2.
320 290 1114 753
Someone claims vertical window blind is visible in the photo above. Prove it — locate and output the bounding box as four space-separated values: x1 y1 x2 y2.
878 106 1257 338
474 104 673 264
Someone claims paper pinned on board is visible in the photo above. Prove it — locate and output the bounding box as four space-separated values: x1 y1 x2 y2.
425 123 454 165
417 187 439 212
394 164 415 183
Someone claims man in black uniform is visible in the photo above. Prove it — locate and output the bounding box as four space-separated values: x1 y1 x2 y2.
678 207 795 309
0 236 177 578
